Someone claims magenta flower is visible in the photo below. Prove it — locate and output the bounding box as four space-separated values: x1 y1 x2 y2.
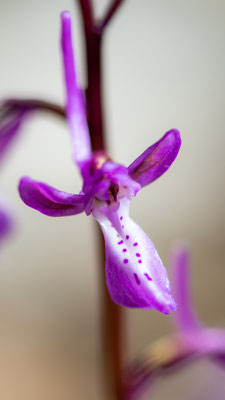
126 245 225 398
18 12 181 314
172 246 225 358
0 200 12 244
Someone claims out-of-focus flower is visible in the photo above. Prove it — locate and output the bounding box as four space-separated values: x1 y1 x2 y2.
0 99 65 163
18 11 181 313
126 245 225 398
172 245 225 358
0 197 12 244
0 99 65 243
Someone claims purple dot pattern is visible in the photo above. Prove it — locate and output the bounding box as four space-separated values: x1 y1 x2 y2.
134 273 141 285
144 273 152 281
114 224 146 270
109 214 154 287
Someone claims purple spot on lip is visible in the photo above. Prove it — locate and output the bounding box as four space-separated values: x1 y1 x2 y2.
136 253 141 257
123 259 129 264
118 240 123 245
120 216 123 220
122 225 124 229
138 260 142 264
123 249 127 252
144 273 152 281
133 242 138 247
126 235 129 240
134 273 141 285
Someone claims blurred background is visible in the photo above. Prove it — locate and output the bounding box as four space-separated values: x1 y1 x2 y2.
0 0 225 398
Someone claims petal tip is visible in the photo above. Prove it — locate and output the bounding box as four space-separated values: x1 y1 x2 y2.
61 10 71 20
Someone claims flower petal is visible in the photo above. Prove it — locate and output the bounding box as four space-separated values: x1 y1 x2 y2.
19 176 86 217
0 107 26 161
128 129 181 187
0 199 13 242
61 11 92 175
0 99 65 162
172 245 202 332
186 328 225 356
94 198 176 313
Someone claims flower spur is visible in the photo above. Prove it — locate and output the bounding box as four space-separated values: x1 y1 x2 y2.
18 11 181 314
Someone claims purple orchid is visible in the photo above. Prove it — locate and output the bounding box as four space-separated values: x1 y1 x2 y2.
0 198 12 244
172 246 225 358
0 99 65 164
18 11 181 314
0 100 65 244
126 245 225 398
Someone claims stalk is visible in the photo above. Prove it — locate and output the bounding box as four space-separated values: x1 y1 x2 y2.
77 1 126 398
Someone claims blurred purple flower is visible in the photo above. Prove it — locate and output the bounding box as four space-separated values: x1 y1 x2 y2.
0 99 65 164
172 246 225 358
16 12 181 313
126 245 225 398
0 196 13 244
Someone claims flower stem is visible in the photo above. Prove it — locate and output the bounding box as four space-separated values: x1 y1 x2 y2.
77 1 126 398
98 0 125 33
1 99 65 118
84 30 105 151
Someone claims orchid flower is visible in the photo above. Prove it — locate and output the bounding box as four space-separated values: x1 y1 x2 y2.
18 11 181 314
126 245 225 398
172 246 225 359
0 99 65 244
0 197 12 245
0 99 65 164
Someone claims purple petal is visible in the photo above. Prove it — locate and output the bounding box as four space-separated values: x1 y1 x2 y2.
0 108 27 161
128 129 181 187
186 328 225 356
0 200 13 242
19 176 86 217
94 198 176 313
61 11 92 175
172 245 202 332
0 99 65 162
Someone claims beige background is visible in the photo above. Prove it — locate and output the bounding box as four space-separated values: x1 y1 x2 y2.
0 0 225 398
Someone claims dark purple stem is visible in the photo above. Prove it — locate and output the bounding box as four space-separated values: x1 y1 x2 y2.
98 0 126 33
1 99 65 118
78 0 105 151
85 31 104 151
77 1 126 399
